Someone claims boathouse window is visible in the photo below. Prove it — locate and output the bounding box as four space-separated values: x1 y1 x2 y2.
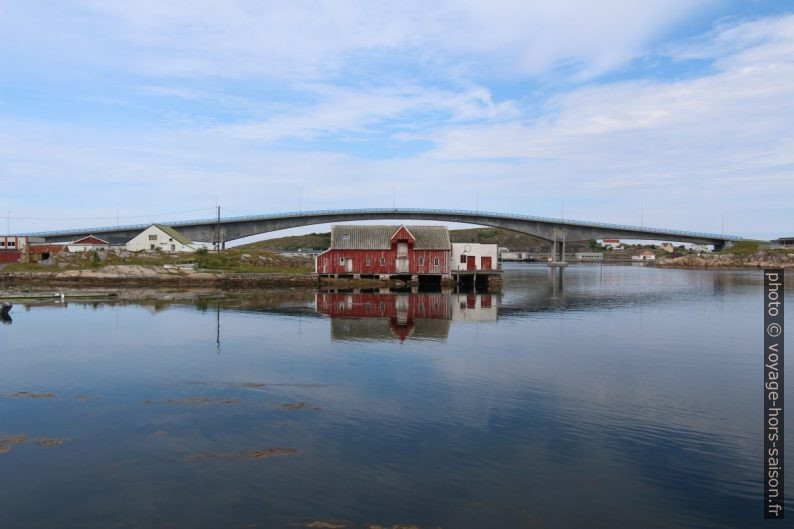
434 258 440 266
419 256 424 266
339 257 345 265
460 254 467 263
366 256 371 266
341 233 350 241
8 241 15 247
149 234 158 241
380 256 385 266
171 244 175 251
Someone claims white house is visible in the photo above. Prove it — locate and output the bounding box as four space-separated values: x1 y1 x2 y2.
451 243 499 271
660 242 676 253
599 239 623 250
631 250 656 261
126 224 211 253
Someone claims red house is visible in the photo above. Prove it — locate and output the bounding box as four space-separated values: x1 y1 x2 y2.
316 225 451 279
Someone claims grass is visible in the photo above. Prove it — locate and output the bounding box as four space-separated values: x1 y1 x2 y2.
720 240 764 256
0 248 314 275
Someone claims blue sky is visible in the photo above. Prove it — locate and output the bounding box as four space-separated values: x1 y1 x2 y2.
1 1 792 240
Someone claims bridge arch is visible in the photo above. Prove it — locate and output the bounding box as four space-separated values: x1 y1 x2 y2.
25 208 740 248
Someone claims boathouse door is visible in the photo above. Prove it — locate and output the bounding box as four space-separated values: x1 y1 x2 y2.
466 255 476 270
481 256 492 270
345 258 353 272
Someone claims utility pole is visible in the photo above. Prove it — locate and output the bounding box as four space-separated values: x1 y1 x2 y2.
216 205 221 253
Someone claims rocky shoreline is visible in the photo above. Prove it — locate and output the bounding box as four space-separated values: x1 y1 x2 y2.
0 265 318 289
656 253 794 269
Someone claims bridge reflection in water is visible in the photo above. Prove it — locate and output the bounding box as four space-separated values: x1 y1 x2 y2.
315 291 497 342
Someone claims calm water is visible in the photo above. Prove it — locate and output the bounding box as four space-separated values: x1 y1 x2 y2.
1 264 791 529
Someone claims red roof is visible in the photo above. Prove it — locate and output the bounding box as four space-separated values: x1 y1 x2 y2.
71 236 109 245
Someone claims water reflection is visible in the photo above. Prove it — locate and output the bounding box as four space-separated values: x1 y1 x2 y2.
315 291 496 342
0 265 792 528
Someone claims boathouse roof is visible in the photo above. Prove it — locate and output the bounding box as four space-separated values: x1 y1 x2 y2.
330 225 450 250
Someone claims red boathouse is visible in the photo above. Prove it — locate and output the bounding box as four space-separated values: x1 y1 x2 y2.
316 225 451 279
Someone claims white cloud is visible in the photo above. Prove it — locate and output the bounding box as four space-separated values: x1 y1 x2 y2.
3 0 713 80
214 84 519 142
1 6 792 239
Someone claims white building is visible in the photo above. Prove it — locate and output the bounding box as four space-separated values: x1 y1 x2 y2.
500 251 533 261
126 224 211 253
451 243 499 271
632 250 656 261
574 252 603 261
660 242 676 253
690 243 713 252
599 239 623 249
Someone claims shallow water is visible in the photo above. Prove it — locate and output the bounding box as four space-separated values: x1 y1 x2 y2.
0 264 791 529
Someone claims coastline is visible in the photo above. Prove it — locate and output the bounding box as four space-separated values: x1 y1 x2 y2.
0 265 318 290
655 254 794 269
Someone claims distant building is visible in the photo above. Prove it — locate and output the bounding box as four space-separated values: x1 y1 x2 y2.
126 224 211 252
600 239 623 250
451 243 498 271
316 224 451 278
575 252 603 261
66 235 110 252
279 247 324 258
690 243 712 252
28 242 68 261
632 249 656 261
660 242 675 253
500 251 534 261
0 236 44 263
771 237 794 248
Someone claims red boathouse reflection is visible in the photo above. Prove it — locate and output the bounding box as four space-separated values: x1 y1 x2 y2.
315 291 496 342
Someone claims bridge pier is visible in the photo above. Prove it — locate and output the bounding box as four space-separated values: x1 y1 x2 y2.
713 241 732 252
548 240 568 267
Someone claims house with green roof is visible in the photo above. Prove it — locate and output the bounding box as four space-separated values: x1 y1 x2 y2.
125 224 212 253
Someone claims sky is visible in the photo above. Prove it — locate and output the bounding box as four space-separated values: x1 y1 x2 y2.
1 0 792 240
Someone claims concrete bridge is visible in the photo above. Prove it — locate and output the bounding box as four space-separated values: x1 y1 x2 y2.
23 208 742 253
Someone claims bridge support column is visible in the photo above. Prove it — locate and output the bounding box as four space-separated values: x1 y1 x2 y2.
713 241 732 252
548 241 568 267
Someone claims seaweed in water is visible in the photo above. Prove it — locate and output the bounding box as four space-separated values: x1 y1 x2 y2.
185 447 298 462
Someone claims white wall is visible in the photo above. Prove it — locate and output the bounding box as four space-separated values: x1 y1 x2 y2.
451 243 499 271
126 225 197 252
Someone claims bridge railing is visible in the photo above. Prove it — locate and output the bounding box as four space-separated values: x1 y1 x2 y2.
21 208 743 241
